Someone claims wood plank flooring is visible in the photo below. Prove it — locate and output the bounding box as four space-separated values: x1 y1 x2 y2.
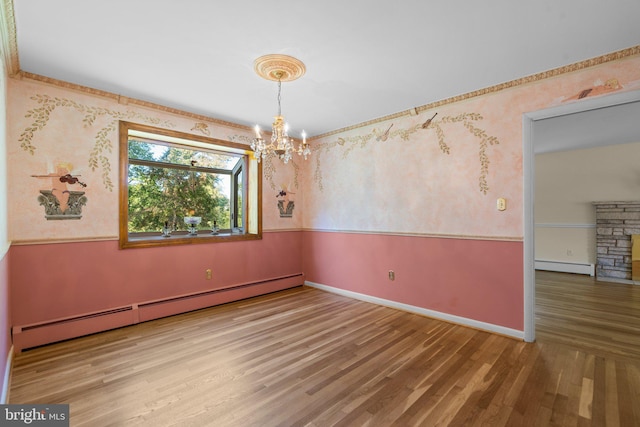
8 273 640 426
535 270 640 361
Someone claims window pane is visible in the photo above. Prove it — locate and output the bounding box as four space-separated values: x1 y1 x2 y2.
236 170 243 228
129 138 241 170
128 163 231 233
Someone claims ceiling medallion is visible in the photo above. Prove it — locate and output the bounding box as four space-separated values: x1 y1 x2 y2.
253 54 306 82
251 54 310 164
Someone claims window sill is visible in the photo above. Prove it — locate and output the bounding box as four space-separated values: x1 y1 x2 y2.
120 231 261 249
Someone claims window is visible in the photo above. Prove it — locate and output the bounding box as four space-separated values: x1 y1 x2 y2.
119 121 261 248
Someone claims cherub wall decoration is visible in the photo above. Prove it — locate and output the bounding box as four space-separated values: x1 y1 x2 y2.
32 162 88 220
276 185 295 218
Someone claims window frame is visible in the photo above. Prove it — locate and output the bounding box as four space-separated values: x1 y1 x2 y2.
231 159 243 229
119 121 262 249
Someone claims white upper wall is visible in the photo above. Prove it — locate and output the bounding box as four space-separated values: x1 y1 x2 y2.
536 141 640 223
535 141 640 264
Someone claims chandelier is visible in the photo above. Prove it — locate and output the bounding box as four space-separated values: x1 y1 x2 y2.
251 54 310 164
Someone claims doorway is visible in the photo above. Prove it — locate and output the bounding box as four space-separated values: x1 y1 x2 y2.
523 89 640 342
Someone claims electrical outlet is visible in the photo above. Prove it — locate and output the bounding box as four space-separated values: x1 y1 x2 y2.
206 269 212 280
388 270 395 281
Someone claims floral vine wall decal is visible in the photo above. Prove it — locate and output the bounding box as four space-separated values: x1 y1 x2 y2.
312 112 500 194
260 150 302 191
18 94 176 191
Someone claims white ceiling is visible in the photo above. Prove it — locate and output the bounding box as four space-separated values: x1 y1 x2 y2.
11 0 640 137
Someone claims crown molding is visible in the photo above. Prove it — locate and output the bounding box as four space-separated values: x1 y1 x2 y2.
0 0 19 75
313 45 640 141
16 71 253 132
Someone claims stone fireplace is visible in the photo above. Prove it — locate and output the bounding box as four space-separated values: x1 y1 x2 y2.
594 201 640 281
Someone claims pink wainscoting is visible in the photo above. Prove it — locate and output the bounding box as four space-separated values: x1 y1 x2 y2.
1 250 10 400
302 231 524 331
9 231 303 330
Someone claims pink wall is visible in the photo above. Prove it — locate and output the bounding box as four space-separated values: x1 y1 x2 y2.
302 231 523 330
10 232 303 327
8 228 523 352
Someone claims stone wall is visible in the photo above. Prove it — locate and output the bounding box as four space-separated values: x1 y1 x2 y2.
594 201 640 280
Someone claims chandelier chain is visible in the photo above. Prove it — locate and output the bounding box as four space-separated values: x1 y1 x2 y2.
277 78 282 116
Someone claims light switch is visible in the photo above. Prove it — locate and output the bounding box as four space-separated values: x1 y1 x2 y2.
497 198 507 211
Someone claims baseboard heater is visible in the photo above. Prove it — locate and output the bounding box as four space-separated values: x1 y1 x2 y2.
535 260 595 276
12 273 304 352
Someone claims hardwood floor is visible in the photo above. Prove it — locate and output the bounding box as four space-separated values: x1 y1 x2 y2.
8 274 640 426
535 270 640 361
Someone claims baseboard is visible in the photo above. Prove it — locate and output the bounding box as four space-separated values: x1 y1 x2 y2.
12 274 304 352
535 260 595 276
304 281 524 340
1 345 13 404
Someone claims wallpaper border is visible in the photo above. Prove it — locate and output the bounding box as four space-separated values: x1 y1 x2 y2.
315 45 640 139
15 72 251 132
13 46 640 142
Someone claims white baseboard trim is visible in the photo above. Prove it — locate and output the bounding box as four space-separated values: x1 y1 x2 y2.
1 345 13 404
535 260 595 276
304 281 524 340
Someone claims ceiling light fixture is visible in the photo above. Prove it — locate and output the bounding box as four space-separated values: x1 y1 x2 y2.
251 54 310 164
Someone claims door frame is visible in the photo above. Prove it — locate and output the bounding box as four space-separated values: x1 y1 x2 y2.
522 89 640 342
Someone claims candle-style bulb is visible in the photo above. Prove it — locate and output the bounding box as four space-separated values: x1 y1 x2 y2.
254 125 261 138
